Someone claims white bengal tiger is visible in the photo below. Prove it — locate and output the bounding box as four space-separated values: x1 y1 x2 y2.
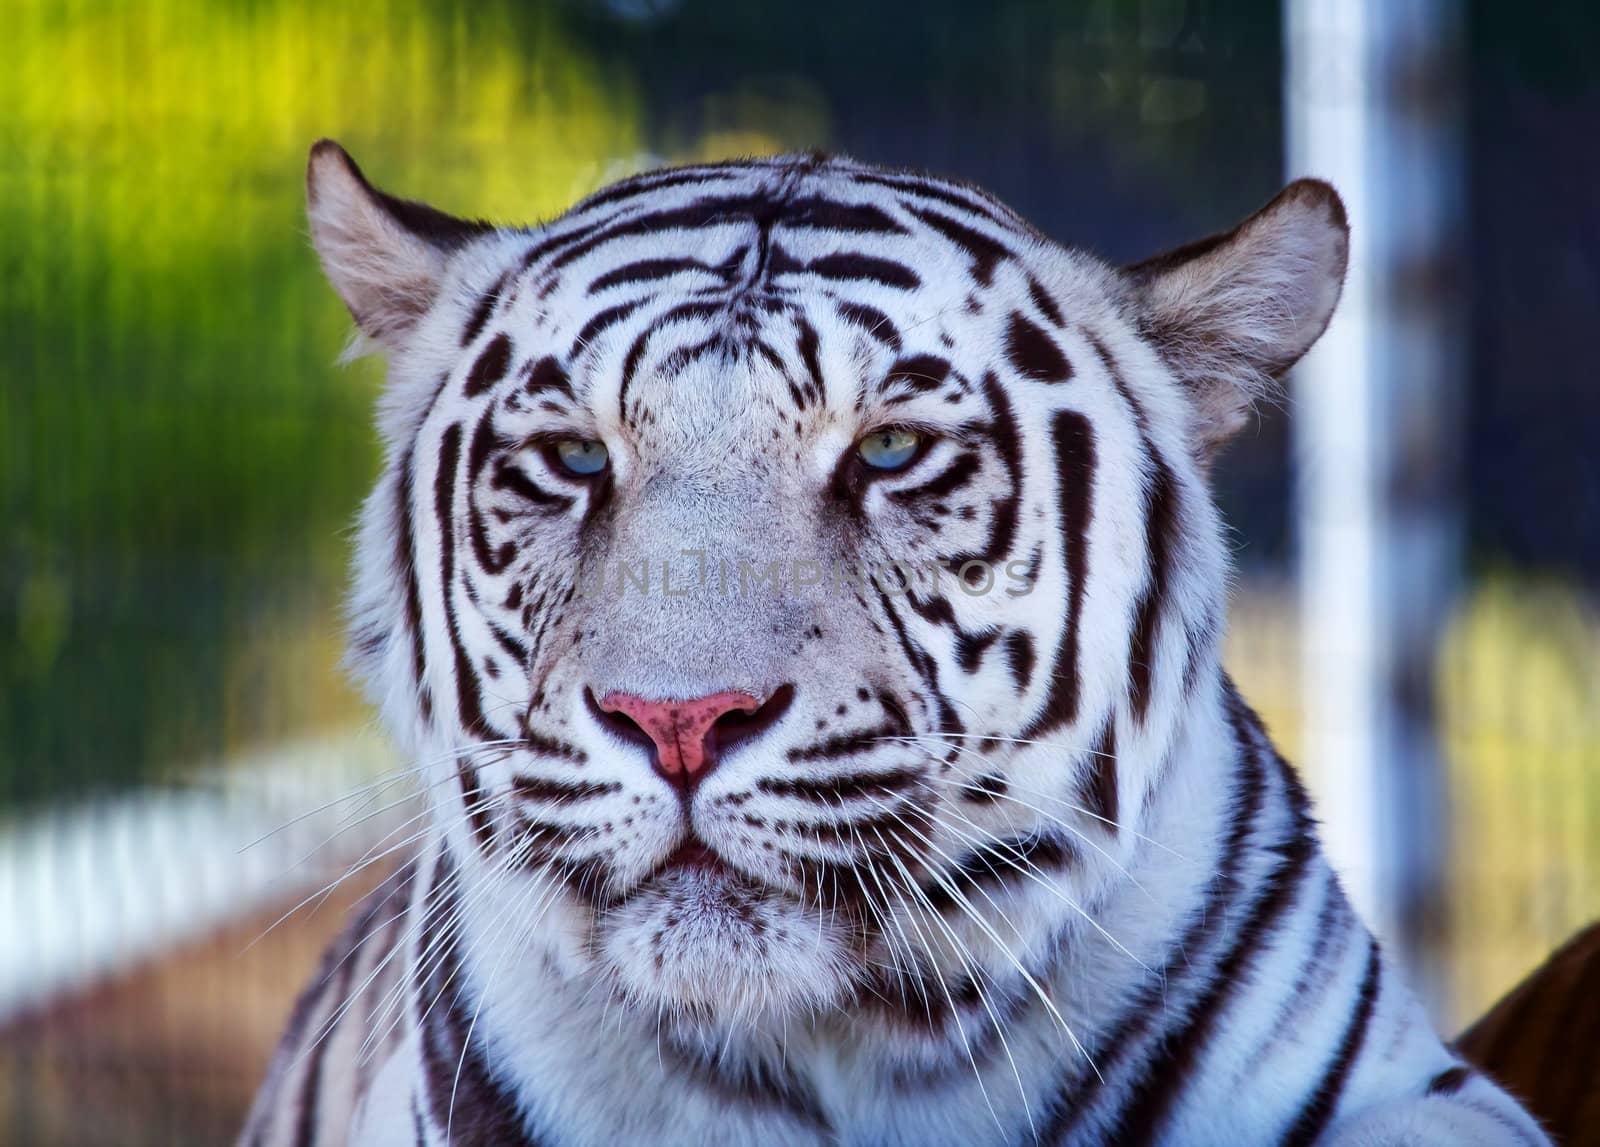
241 141 1552 1146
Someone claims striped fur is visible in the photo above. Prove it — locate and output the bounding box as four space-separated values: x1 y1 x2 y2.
242 143 1552 1145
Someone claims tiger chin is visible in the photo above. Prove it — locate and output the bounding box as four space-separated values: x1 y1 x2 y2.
241 142 1559 1147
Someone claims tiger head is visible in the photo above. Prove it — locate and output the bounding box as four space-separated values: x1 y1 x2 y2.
307 143 1346 1040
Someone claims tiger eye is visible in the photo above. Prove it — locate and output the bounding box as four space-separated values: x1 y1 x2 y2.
857 429 922 471
553 439 609 476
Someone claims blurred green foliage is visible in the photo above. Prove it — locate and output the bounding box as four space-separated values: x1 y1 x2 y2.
1 0 642 803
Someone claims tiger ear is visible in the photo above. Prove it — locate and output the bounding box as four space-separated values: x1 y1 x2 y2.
305 139 493 347
1124 179 1349 457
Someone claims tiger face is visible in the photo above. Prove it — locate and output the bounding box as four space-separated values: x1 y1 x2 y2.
309 144 1346 1040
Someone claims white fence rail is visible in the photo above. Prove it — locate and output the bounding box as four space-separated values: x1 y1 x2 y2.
0 732 408 1021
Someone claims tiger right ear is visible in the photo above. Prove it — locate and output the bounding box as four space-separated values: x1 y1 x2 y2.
305 140 493 347
1124 179 1349 458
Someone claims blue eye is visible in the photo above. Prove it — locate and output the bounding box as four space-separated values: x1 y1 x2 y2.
857 429 923 471
553 439 609 476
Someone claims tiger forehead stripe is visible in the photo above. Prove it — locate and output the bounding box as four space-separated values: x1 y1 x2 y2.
1005 311 1072 384
521 177 1008 299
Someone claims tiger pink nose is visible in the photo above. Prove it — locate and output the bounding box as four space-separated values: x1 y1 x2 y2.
596 691 762 791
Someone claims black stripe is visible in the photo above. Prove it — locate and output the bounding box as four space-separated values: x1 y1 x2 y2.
1127 457 1178 724
278 951 347 1147
888 453 981 503
907 204 1012 286
509 811 583 869
795 316 826 406
519 212 620 274
1426 1065 1473 1096
1023 411 1095 736
960 771 1009 804
614 300 733 424
1038 682 1267 1142
569 298 644 358
521 729 588 762
1008 543 1044 599
464 333 512 398
412 1095 429 1146
511 775 618 803
353 875 417 1100
1003 629 1035 691
434 425 495 851
467 413 515 574
803 251 921 290
859 960 1008 1044
587 256 720 293
1005 311 1071 383
394 369 458 725
1280 940 1384 1146
288 868 409 1147
1096 308 1177 732
943 371 1023 570
651 299 728 329
520 356 572 399
782 195 909 235
807 804 935 855
906 592 956 628
750 339 787 379
485 618 530 667
854 171 1020 230
873 584 965 737
955 626 1000 674
758 766 922 803
1107 799 1319 1141
491 460 575 514
570 167 744 213
656 334 728 380
784 722 914 763
882 353 952 394
419 851 544 1146
1028 274 1065 327
1080 718 1118 831
1092 333 1152 435
456 750 490 860
435 424 485 738
617 328 652 423
461 271 508 347
746 193 781 283
1250 872 1347 1070
543 194 779 274
530 162 857 278
396 450 432 723
834 299 902 349
1182 613 1219 700
921 832 1076 916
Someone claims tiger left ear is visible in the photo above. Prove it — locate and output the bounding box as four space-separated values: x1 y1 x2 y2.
306 139 494 349
1124 179 1349 458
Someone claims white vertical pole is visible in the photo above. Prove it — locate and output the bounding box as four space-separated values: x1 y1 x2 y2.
1285 0 1463 1013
